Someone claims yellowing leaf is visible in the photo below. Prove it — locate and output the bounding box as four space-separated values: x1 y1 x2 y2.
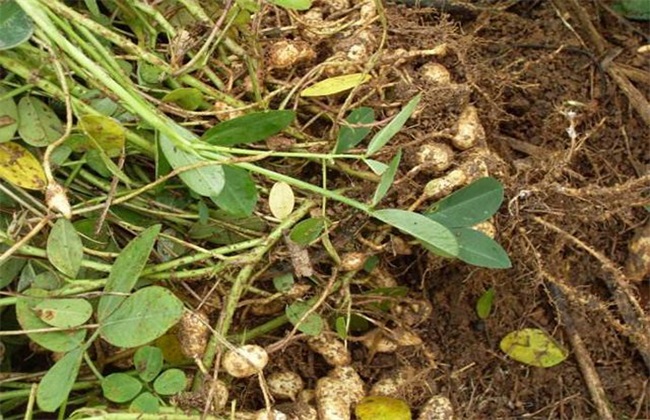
78 115 125 157
355 396 412 420
500 328 568 368
300 73 371 97
269 181 294 220
0 141 46 190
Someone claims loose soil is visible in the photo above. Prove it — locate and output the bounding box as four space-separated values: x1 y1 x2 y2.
254 1 650 418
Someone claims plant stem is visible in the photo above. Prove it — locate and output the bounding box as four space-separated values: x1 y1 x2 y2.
195 200 316 388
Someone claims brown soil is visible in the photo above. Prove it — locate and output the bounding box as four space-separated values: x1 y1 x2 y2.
250 1 650 418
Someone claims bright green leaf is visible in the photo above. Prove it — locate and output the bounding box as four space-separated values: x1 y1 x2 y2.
153 369 187 395
372 209 458 257
101 373 143 403
335 107 374 153
97 225 161 322
134 346 164 383
202 110 295 147
37 346 83 412
476 287 495 319
355 396 412 420
267 0 312 10
138 60 165 85
211 166 258 216
34 298 92 328
300 73 371 97
78 115 125 157
100 286 185 348
129 391 160 413
0 141 47 190
426 177 504 227
366 95 421 157
159 127 225 197
500 328 568 368
273 272 294 293
372 150 401 206
0 88 18 143
17 96 63 147
269 181 294 220
286 301 323 336
0 0 34 51
16 289 86 352
162 88 204 111
47 218 83 278
451 227 511 269
289 217 325 246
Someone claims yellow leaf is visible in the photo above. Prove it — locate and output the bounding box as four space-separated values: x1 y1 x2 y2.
269 181 294 220
0 142 46 190
500 328 568 368
78 115 125 157
300 73 371 97
355 396 412 420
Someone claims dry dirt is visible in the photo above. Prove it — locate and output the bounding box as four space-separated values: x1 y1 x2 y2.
245 1 650 418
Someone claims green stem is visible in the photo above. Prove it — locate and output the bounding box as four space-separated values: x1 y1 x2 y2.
195 200 316 389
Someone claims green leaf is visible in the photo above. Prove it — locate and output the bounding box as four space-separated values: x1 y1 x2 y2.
612 0 650 20
355 396 412 420
289 217 325 246
426 177 504 227
0 0 33 51
476 287 495 319
138 60 165 85
78 115 126 157
129 391 160 413
211 166 258 216
101 373 143 403
134 346 164 383
37 346 84 412
366 95 420 157
153 369 187 395
100 286 185 348
17 96 63 147
47 219 83 278
273 272 294 293
33 271 62 291
202 110 295 147
500 328 568 368
372 209 458 257
0 88 18 143
97 225 161 322
17 262 35 292
34 298 93 328
335 314 369 339
451 227 511 269
16 289 86 352
159 127 225 197
286 301 324 336
335 107 374 153
0 141 47 190
364 159 388 175
300 73 371 97
267 0 312 10
0 256 25 289
162 88 204 111
371 150 401 206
